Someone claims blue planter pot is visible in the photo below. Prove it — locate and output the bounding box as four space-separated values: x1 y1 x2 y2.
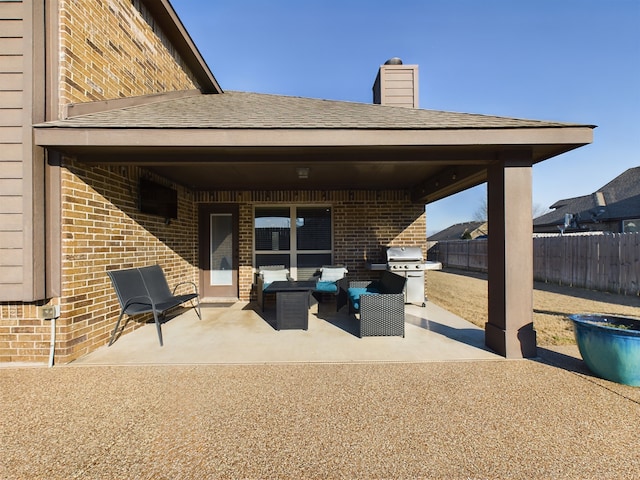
569 314 640 387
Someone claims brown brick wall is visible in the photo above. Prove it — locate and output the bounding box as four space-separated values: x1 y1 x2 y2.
0 301 50 363
4 156 201 363
238 202 255 301
1 0 203 363
58 0 198 109
196 190 426 301
54 159 198 362
3 172 426 363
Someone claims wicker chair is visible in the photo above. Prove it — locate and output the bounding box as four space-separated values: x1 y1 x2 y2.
256 265 290 311
313 265 348 311
341 271 406 338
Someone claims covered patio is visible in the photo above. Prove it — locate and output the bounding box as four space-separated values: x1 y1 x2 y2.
72 300 501 365
34 90 595 362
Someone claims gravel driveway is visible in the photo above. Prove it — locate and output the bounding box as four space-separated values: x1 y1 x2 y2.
2 353 639 479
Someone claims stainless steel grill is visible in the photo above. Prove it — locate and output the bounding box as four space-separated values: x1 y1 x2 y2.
385 246 426 306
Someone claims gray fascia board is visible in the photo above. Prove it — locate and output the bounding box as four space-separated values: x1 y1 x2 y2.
34 126 594 150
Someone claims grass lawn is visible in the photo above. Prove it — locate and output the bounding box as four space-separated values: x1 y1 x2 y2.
426 269 640 346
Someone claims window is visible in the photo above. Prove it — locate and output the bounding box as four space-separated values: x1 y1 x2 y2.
623 219 639 233
255 206 332 279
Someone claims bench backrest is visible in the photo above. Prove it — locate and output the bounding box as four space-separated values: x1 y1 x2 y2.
379 271 406 294
107 268 149 308
139 265 173 303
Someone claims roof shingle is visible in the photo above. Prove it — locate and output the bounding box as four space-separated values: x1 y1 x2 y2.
534 167 640 227
39 91 590 130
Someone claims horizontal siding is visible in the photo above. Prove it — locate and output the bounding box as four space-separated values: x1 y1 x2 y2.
0 283 22 298
1 0 25 297
379 66 417 108
0 212 21 229
0 18 22 37
0 90 23 107
384 76 415 93
383 88 417 96
0 72 23 89
0 54 22 72
0 230 22 248
383 70 415 82
0 126 21 141
0 177 22 194
384 84 415 91
0 107 21 125
0 2 23 20
0 247 21 264
0 159 22 175
0 266 22 282
385 77 415 85
0 195 22 214
384 71 413 77
0 37 22 53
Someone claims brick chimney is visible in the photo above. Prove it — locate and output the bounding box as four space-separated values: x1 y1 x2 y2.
372 57 419 108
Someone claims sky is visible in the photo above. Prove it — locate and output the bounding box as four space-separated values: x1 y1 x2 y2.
170 0 640 235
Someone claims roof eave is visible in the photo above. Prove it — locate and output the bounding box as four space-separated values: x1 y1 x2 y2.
33 125 594 153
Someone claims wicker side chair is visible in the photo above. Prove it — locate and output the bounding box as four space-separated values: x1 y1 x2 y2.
343 271 406 338
313 265 348 311
256 265 290 311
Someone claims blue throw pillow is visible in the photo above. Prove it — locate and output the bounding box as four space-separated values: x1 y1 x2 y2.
347 287 368 311
315 281 338 293
348 285 382 311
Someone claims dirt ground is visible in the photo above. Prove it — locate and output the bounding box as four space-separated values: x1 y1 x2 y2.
426 269 640 346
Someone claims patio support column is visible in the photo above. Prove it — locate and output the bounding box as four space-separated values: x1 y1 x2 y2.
485 151 537 358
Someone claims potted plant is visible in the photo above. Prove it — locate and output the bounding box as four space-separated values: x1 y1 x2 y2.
568 314 640 387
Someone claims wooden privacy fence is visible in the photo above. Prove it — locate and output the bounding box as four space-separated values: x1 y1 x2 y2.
427 233 640 296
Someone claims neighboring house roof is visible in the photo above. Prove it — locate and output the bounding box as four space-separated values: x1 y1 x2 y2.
534 166 640 228
429 221 487 241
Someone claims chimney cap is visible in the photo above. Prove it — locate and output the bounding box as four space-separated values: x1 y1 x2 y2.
384 57 403 65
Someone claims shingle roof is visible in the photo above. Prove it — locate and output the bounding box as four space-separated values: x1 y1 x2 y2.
39 91 588 130
429 221 488 241
534 167 640 227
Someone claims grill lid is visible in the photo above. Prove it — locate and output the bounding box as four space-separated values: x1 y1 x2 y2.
386 246 423 262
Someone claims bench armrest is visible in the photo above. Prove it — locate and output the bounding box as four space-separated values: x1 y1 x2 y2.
172 281 198 296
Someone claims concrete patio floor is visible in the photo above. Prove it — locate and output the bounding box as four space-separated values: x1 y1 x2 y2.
72 300 502 365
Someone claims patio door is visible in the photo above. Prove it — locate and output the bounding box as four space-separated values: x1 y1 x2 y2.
199 204 239 299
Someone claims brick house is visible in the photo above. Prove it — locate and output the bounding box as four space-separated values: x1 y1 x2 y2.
1 0 594 364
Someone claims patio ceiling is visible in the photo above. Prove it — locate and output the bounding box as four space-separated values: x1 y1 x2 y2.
34 91 595 203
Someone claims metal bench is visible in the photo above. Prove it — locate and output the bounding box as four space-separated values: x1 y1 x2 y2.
107 265 201 346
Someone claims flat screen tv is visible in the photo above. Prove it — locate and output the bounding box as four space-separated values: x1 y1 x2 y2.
139 177 178 219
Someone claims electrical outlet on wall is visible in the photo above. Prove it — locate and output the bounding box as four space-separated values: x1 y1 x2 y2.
39 305 60 319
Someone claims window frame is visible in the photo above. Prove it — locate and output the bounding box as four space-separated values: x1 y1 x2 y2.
622 219 639 233
253 204 333 279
